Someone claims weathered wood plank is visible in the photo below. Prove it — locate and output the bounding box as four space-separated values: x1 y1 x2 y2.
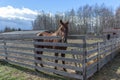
6 40 33 45
0 40 4 43
87 55 97 62
35 48 82 55
7 60 35 68
100 45 112 50
35 54 82 63
68 35 86 39
99 48 111 55
87 49 98 56
1 30 46 35
0 49 4 52
0 35 61 40
36 66 83 79
87 62 98 70
0 46 4 49
99 58 107 69
5 45 34 50
0 54 6 57
87 64 97 79
86 43 98 47
8 55 34 62
34 42 83 48
6 38 83 48
7 50 34 56
35 60 83 71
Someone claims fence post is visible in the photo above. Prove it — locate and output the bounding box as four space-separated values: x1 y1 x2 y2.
3 39 8 61
97 42 100 71
110 39 113 60
82 36 87 80
33 39 38 72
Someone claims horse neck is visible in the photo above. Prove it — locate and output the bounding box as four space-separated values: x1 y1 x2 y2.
55 27 68 43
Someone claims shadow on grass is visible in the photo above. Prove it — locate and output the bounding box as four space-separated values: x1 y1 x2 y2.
89 53 120 80
0 60 69 80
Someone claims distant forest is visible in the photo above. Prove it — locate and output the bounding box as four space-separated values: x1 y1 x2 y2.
32 4 120 35
1 26 22 32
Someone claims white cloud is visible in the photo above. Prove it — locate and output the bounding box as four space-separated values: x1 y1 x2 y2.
0 6 38 20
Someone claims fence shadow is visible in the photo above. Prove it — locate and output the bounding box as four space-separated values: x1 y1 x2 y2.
0 59 68 80
89 52 120 80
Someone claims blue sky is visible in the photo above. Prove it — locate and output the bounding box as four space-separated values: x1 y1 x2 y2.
0 0 119 30
0 0 120 13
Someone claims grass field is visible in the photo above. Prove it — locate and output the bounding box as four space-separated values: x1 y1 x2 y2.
0 60 67 80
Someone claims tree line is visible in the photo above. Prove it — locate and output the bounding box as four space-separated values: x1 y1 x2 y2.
2 26 22 32
32 4 120 35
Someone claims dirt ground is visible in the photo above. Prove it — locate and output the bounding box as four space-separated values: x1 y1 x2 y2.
89 53 120 80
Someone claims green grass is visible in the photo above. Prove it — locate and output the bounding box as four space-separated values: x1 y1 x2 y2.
0 60 68 80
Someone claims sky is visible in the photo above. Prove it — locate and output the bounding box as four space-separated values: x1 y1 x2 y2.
0 0 120 30
0 0 120 14
0 0 119 23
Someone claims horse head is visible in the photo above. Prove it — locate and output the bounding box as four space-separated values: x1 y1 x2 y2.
57 20 69 43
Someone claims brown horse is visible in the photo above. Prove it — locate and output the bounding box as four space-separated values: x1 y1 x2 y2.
34 20 69 71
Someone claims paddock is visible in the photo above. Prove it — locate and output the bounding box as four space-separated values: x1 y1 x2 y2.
0 31 120 80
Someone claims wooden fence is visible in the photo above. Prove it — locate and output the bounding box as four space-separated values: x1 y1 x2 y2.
0 33 120 80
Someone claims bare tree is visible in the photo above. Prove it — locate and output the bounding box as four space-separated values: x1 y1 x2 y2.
32 4 116 35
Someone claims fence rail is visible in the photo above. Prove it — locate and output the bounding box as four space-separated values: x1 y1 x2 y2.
0 33 119 80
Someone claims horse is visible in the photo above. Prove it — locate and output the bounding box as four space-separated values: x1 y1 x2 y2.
34 20 69 71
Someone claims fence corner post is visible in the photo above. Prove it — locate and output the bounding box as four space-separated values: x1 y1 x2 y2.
82 36 87 80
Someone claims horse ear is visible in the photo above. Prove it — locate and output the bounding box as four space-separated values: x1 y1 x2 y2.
60 20 64 25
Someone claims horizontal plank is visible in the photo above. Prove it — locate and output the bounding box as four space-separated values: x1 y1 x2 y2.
100 45 112 50
34 42 83 48
0 35 61 40
5 45 34 50
68 35 86 39
35 48 82 55
99 53 113 67
87 48 98 55
86 35 103 39
7 60 35 69
0 54 6 57
87 61 97 70
86 43 98 47
0 50 5 53
4 39 83 49
0 40 4 43
7 55 34 62
99 58 106 68
87 64 97 78
35 54 82 63
99 48 111 55
6 40 33 45
105 54 112 62
35 60 82 71
36 66 83 79
87 55 97 62
7 50 34 56
0 46 4 49
1 30 46 35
